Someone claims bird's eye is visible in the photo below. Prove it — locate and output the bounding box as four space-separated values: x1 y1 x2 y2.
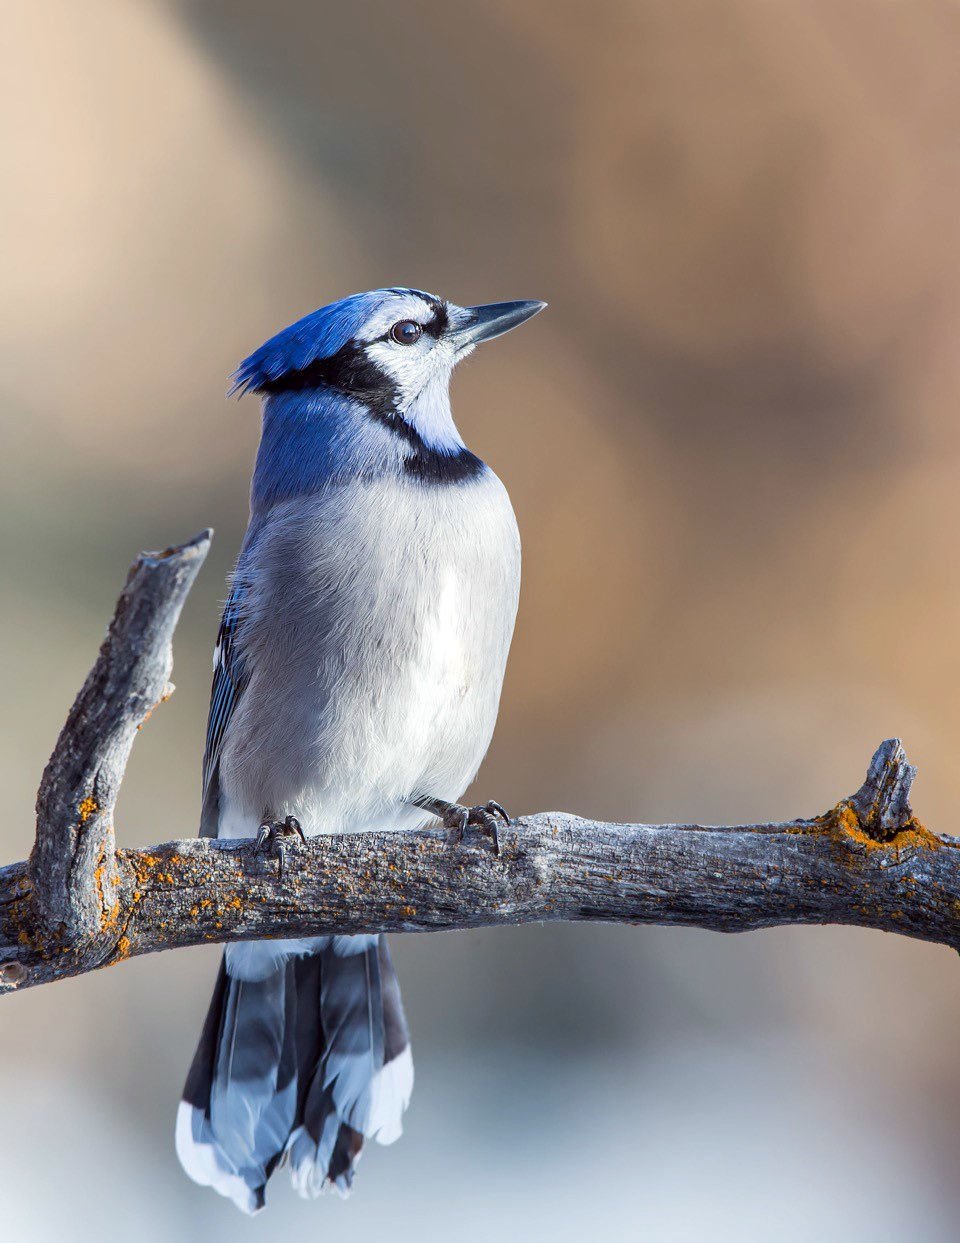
390 320 422 346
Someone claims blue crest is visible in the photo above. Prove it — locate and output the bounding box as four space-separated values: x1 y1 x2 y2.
229 290 394 396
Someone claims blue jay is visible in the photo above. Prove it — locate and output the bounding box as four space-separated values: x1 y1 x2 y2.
176 288 545 1212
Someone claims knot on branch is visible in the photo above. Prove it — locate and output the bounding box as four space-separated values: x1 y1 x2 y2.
840 738 918 844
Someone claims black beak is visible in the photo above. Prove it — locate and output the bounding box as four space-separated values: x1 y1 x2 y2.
450 300 547 349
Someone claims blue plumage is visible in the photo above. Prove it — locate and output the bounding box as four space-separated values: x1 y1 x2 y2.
249 389 368 509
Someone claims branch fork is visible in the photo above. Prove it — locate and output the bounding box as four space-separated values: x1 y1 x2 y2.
1 531 957 995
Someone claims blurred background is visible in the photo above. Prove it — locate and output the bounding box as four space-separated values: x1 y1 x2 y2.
4 0 960 1238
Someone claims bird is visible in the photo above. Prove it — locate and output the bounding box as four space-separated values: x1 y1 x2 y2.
175 287 545 1213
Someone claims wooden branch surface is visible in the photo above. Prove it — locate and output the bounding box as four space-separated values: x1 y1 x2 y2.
1 534 957 995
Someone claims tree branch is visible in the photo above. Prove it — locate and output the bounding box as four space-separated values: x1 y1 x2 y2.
1 533 958 995
27 531 211 955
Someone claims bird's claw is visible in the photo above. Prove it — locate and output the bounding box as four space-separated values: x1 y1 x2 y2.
444 801 510 855
485 800 511 826
254 815 305 879
412 795 509 855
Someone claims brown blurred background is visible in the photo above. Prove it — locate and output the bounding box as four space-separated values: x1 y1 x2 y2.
4 1 960 1238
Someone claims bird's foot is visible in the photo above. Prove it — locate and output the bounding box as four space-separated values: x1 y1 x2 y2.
414 797 509 855
254 815 306 879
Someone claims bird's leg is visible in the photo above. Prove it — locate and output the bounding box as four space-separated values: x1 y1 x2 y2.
412 796 510 855
254 814 306 879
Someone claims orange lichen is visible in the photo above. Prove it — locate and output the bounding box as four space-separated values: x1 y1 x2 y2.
99 900 120 932
77 797 98 825
128 853 163 888
136 684 174 731
829 801 943 855
92 847 121 933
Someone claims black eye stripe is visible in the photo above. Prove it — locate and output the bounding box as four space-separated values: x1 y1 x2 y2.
422 301 448 337
256 339 397 408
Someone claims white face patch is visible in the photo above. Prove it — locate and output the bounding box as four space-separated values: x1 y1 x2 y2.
364 332 457 406
330 290 480 452
400 370 465 451
356 292 477 451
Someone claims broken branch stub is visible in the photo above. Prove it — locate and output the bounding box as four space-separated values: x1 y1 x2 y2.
29 531 211 952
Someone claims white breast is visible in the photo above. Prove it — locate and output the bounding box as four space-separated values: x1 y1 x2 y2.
217 469 520 839
415 566 470 715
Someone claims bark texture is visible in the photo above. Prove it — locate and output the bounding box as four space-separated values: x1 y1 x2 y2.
0 534 955 996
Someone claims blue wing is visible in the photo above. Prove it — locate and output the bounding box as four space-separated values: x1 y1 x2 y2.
199 584 247 837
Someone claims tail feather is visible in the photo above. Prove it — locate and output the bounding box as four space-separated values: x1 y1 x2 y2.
287 1078 342 1198
210 969 297 1174
326 1121 366 1195
318 936 385 1134
367 939 413 1145
177 961 275 1214
177 936 412 1213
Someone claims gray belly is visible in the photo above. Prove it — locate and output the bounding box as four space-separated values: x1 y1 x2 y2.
217 470 520 838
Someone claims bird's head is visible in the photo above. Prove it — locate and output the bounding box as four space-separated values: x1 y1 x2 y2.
231 288 546 455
